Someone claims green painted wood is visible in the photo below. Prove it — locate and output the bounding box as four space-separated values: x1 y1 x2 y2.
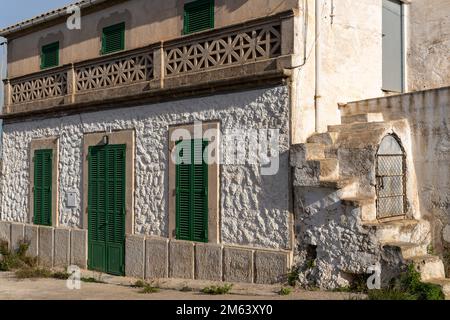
183 0 214 34
102 22 125 55
88 144 126 275
40 42 59 69
176 140 208 242
33 149 53 226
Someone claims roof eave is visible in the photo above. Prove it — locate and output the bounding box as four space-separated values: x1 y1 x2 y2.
0 0 114 38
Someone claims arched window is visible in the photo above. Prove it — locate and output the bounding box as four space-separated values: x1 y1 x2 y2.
376 135 406 219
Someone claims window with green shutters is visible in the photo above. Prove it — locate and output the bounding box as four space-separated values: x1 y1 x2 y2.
40 42 59 69
102 22 125 55
33 149 53 226
183 0 215 34
176 139 208 242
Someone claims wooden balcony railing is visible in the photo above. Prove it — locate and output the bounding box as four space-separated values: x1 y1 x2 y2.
2 10 295 116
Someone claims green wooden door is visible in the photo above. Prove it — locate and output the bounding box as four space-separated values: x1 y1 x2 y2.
88 144 126 275
176 140 208 242
33 149 53 226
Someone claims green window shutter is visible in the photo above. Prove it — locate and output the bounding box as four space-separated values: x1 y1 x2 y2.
184 0 215 34
41 42 59 69
176 140 208 242
34 149 53 226
102 23 125 55
176 140 192 241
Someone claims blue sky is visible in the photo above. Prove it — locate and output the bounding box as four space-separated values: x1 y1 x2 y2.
0 0 75 109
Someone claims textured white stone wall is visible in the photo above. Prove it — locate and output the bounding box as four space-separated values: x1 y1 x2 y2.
0 86 291 250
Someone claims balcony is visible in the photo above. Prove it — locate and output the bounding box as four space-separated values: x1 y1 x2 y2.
2 10 295 118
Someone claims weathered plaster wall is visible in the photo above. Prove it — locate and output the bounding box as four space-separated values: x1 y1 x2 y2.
344 87 450 255
407 0 450 91
292 0 450 142
0 86 291 250
292 0 386 141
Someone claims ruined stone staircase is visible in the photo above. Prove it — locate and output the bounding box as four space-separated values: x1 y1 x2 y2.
292 109 450 298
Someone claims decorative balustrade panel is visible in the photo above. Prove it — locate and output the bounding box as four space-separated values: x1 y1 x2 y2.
165 22 282 76
76 51 153 92
11 71 68 104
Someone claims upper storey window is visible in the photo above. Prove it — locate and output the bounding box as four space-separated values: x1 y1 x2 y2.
382 0 404 92
40 42 59 69
183 0 215 34
102 22 125 55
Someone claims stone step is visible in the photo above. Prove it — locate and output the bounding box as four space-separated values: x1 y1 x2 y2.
426 278 450 300
307 132 339 145
408 255 446 282
328 122 389 133
362 219 430 244
318 159 339 181
304 143 326 160
381 241 428 260
341 113 384 125
290 143 326 166
341 196 376 221
320 178 359 198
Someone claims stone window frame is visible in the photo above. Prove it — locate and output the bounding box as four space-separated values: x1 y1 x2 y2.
29 137 59 227
168 121 220 244
81 130 135 235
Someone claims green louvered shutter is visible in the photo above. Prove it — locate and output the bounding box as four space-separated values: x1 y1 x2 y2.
176 140 208 242
41 42 59 69
105 145 126 275
88 144 126 275
88 146 107 272
33 149 53 226
184 0 215 34
102 23 125 55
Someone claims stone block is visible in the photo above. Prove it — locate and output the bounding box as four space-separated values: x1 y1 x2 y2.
70 229 87 269
38 226 54 267
125 234 145 278
54 228 71 268
169 240 194 279
24 225 39 257
223 247 253 283
145 237 168 279
195 243 222 281
254 250 288 284
0 221 11 247
10 223 25 252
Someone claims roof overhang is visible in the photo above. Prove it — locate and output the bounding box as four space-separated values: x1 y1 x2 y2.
0 0 129 39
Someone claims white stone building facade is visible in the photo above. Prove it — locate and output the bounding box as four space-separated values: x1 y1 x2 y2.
0 0 449 289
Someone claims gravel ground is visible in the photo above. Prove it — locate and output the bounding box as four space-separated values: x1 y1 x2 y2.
0 271 366 300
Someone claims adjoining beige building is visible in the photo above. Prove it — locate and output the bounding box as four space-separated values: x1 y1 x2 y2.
0 0 449 291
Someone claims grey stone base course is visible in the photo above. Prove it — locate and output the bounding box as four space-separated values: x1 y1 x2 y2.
54 228 71 268
125 235 145 278
10 223 25 251
0 221 290 284
70 229 87 269
0 221 11 248
145 237 168 279
195 243 223 281
224 247 254 283
169 240 195 279
24 225 39 257
38 226 54 267
254 251 288 284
